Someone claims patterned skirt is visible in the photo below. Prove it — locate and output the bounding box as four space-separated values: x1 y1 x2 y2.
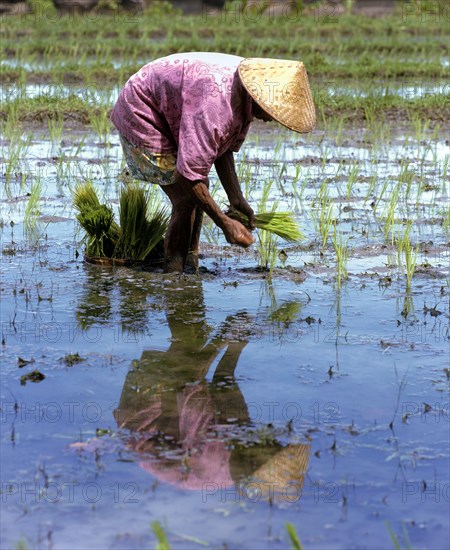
119 134 177 186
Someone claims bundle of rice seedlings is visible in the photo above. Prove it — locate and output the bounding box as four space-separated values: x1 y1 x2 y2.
77 205 117 258
142 207 169 261
73 181 101 213
113 184 169 261
73 181 119 258
226 207 303 242
73 181 168 262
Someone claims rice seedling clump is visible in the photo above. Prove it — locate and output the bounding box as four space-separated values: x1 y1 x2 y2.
73 181 168 263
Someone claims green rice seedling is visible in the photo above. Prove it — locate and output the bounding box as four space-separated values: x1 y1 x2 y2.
237 159 258 201
386 521 415 550
364 102 377 129
146 181 165 214
229 203 278 276
403 238 418 293
400 292 416 319
113 184 151 258
151 520 171 550
442 204 450 235
311 204 332 250
439 156 448 194
73 180 102 213
256 181 281 277
24 180 42 244
113 184 169 261
396 223 418 292
364 171 379 204
275 164 289 196
228 179 283 276
331 223 349 288
374 176 390 214
73 181 119 258
257 217 279 277
285 522 303 550
70 135 88 159
346 161 360 200
77 204 118 258
273 135 283 157
322 113 346 147
1 102 20 142
91 109 111 145
291 164 309 208
415 162 429 209
46 115 64 148
365 106 391 152
311 183 335 250
138 207 168 261
292 163 302 188
4 148 21 187
411 113 430 152
4 132 33 188
382 184 401 242
418 123 441 165
398 160 415 204
226 208 302 242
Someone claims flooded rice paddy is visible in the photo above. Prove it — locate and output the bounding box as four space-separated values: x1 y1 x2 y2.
1 118 449 549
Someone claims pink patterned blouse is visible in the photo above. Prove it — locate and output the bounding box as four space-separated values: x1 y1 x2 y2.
111 52 254 182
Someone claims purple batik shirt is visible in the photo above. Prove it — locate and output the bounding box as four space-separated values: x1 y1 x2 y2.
111 52 253 182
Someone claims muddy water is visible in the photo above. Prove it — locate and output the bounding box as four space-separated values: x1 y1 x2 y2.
1 124 449 549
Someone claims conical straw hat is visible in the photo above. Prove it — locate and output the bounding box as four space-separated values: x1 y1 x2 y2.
238 58 316 133
239 444 310 502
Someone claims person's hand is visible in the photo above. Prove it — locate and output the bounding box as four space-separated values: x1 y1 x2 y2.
231 198 256 230
222 218 255 248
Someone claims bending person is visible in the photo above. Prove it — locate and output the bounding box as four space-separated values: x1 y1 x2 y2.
111 52 315 272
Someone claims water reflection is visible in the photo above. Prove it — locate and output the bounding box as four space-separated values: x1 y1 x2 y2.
76 268 159 336
76 273 114 329
114 278 310 502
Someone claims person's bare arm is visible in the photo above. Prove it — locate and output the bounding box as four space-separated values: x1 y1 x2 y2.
174 170 254 248
214 150 255 229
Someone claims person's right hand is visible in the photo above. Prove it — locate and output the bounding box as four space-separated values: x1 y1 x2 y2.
222 218 255 248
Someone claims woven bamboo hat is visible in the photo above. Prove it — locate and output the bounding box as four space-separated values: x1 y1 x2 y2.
239 443 311 502
238 58 316 133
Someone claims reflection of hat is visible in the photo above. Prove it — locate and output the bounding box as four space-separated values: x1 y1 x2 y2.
238 58 316 133
240 444 310 502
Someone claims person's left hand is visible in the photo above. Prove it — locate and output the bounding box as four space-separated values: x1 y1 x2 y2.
231 198 255 230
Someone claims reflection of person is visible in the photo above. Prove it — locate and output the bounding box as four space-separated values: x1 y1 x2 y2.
111 52 315 272
114 280 310 501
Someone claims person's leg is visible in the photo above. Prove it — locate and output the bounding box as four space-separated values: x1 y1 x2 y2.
185 178 209 273
189 207 204 256
161 181 196 273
